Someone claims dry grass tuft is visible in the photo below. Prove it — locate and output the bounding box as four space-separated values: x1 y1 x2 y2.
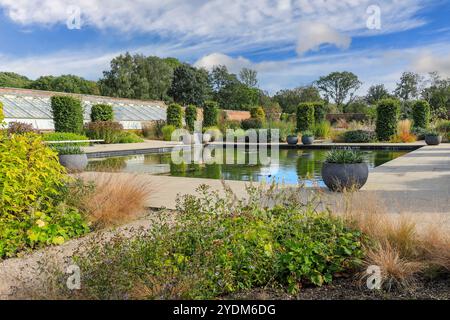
333 191 450 289
80 173 152 228
390 119 417 143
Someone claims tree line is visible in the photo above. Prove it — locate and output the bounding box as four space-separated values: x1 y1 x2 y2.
0 53 448 119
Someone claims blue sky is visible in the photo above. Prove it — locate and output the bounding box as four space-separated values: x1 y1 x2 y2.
0 0 449 95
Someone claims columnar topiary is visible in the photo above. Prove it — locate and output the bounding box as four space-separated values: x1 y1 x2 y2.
0 101 4 123
412 100 430 129
250 106 266 122
296 103 315 132
375 99 400 141
203 100 219 128
91 104 114 122
166 103 183 128
51 96 84 133
185 105 197 132
313 101 327 123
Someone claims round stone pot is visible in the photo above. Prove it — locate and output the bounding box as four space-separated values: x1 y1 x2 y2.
59 154 88 172
425 135 442 146
302 136 314 145
322 162 369 192
287 135 298 145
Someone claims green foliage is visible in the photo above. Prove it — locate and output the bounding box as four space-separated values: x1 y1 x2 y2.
0 101 3 123
85 121 123 144
51 96 84 134
343 130 376 143
315 72 362 111
166 103 183 128
263 120 296 142
52 145 85 155
301 130 314 137
99 53 173 100
412 100 431 129
273 86 321 114
67 185 365 299
203 101 219 127
241 118 263 130
169 64 211 106
343 98 369 114
395 72 421 101
115 132 144 144
0 134 89 258
142 120 165 140
325 149 364 164
7 122 35 135
162 125 176 141
313 102 327 123
250 106 266 121
375 99 400 141
0 72 32 88
366 84 390 105
313 121 331 139
185 105 197 132
31 75 100 95
296 103 315 132
42 132 89 147
90 104 114 122
421 73 450 120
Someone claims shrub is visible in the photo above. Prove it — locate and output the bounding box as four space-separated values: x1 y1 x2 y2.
241 118 263 130
51 96 84 134
0 101 4 123
166 103 183 128
263 120 295 142
162 125 176 141
376 99 400 141
203 127 223 142
296 103 315 132
412 100 430 129
301 130 314 138
142 120 165 140
325 149 364 164
90 104 114 122
435 119 450 142
343 130 376 143
0 133 89 258
185 105 197 132
313 121 331 139
7 121 35 135
85 121 123 144
42 132 90 147
60 185 365 299
313 102 327 123
203 101 219 127
115 132 144 144
250 106 266 122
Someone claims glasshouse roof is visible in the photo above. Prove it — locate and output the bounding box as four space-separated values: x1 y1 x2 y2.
0 88 167 122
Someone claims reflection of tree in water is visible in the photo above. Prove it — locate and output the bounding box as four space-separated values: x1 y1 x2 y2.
170 161 201 176
205 163 222 179
86 157 127 172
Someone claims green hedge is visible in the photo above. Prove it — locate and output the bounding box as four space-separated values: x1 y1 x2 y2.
296 103 315 132
85 121 123 144
376 99 400 141
343 130 376 143
91 104 114 122
313 102 327 123
51 96 84 134
203 101 219 128
185 105 197 132
166 103 183 128
412 100 430 129
241 118 263 130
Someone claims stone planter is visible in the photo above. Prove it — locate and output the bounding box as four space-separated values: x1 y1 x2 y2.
425 135 442 146
322 162 369 192
301 136 314 145
58 154 88 171
287 135 298 145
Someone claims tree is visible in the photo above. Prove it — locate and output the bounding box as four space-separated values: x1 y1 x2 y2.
31 75 100 95
273 86 321 114
315 72 362 111
99 53 173 100
209 65 236 92
0 72 32 88
394 72 422 101
421 72 450 119
215 81 259 110
168 64 211 106
239 68 258 87
366 84 390 105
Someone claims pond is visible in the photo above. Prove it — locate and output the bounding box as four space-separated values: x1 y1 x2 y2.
86 148 408 186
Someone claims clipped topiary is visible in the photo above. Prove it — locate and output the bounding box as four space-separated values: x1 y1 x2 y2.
185 105 197 132
313 101 327 123
412 100 430 129
166 103 183 128
203 100 219 128
376 99 400 141
296 103 315 132
91 104 114 122
250 106 266 122
51 96 84 134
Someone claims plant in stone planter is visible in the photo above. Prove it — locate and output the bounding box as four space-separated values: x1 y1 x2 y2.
286 132 298 145
424 130 442 146
53 144 88 172
322 149 368 192
301 130 314 145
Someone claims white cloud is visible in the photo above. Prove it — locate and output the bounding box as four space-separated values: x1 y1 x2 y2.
194 53 252 73
296 21 351 54
412 51 450 77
